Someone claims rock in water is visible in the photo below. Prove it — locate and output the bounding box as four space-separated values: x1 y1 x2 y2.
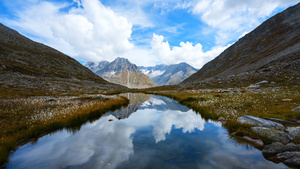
263 142 300 157
277 151 300 168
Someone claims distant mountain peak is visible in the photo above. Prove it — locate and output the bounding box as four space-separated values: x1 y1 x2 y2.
139 62 198 85
86 58 156 88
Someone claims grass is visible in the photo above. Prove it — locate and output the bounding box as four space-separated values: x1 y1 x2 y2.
0 95 129 166
140 86 300 143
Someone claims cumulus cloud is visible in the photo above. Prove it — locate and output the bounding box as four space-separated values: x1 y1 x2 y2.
2 0 133 62
150 33 228 68
190 0 299 45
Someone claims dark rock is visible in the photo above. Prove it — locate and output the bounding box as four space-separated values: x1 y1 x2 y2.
277 151 300 168
263 142 300 157
45 98 57 102
238 115 285 130
251 127 291 144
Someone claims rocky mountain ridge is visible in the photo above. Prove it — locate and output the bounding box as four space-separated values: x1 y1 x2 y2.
88 58 156 88
182 3 300 87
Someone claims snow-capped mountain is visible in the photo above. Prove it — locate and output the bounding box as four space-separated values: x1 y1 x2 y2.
85 58 156 88
140 62 198 86
84 61 109 73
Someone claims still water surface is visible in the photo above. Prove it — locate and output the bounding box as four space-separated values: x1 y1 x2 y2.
6 94 287 169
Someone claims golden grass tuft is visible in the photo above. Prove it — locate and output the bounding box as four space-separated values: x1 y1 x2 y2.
0 95 129 165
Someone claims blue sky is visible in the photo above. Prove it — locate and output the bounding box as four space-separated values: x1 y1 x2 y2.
0 0 298 68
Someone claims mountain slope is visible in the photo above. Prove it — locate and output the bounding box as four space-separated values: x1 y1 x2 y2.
152 62 198 85
0 23 126 97
95 58 156 88
182 3 300 87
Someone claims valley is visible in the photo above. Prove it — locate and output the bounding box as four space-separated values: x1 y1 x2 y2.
0 1 299 169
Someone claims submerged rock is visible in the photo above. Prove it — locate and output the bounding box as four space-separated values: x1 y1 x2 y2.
277 151 300 168
237 115 285 130
242 136 264 147
263 142 300 157
250 127 291 144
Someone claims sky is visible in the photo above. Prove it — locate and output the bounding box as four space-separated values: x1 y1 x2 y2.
0 0 299 69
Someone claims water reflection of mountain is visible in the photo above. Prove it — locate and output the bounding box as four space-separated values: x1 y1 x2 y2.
105 93 150 119
106 94 189 119
140 95 189 112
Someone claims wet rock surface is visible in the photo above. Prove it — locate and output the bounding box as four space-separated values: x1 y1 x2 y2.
238 115 300 168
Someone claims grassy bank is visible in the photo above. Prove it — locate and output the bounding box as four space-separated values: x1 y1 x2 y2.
0 95 129 166
141 86 300 142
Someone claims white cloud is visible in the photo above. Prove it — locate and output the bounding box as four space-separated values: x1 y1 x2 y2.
3 0 133 62
190 0 299 45
149 33 228 68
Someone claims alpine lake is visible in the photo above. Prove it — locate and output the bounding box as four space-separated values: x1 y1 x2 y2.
5 93 288 169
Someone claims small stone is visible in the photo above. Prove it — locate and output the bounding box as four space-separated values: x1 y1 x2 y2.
255 80 268 86
45 98 57 102
108 119 113 122
282 99 292 102
247 84 260 89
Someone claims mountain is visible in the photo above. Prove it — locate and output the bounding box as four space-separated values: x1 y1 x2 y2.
182 3 300 87
150 62 198 85
94 57 156 88
139 64 168 78
84 61 109 73
0 23 126 97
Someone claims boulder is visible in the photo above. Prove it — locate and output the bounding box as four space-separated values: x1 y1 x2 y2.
237 115 285 130
277 151 300 168
262 142 300 157
251 127 291 144
287 127 300 140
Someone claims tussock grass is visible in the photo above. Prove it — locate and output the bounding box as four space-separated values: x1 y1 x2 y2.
0 95 129 165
